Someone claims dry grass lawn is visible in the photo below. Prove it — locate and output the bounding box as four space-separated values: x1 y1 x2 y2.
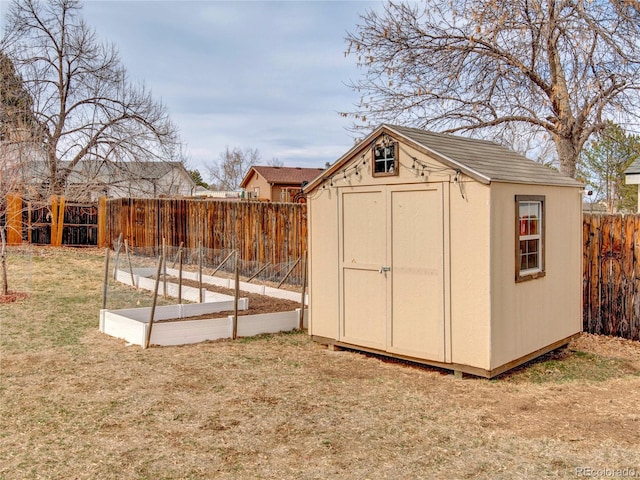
1 247 640 479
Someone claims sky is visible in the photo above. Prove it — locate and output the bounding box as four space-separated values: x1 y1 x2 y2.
46 0 382 179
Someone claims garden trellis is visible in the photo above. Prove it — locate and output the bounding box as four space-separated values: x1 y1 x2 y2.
103 198 307 285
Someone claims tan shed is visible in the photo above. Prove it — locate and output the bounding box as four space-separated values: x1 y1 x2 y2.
304 124 583 378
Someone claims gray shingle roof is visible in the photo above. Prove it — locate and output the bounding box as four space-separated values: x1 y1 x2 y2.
60 159 191 182
388 124 582 187
305 124 582 191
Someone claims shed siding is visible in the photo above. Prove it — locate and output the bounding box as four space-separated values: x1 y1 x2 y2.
308 187 340 339
306 124 581 376
489 183 582 369
449 180 492 370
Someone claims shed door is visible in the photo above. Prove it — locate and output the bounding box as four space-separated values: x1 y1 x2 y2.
339 184 445 361
389 186 444 360
340 188 387 350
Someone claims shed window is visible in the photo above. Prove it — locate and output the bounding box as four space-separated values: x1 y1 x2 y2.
372 142 399 177
516 195 545 282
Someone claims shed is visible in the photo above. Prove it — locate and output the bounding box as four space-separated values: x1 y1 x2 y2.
304 124 583 378
240 166 325 202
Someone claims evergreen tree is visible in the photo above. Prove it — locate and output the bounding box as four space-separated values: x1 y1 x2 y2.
189 169 209 189
0 50 36 140
581 123 640 213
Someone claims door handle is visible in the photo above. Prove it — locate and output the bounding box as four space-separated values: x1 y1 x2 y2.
379 266 391 273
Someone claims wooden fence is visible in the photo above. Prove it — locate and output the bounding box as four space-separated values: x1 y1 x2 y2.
4 193 640 340
2 194 101 246
104 197 307 281
583 213 640 340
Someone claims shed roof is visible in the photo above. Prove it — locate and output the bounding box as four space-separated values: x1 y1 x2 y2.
241 166 325 188
305 124 582 191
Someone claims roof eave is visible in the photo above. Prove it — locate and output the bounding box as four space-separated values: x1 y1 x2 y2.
490 178 584 188
625 172 640 185
303 124 493 194
239 167 258 189
303 127 386 193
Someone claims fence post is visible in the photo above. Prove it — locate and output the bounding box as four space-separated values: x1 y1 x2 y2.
299 250 307 330
233 251 239 339
278 255 301 288
247 262 271 283
198 241 203 303
178 244 183 304
102 247 110 310
162 238 167 299
124 239 135 288
211 249 235 277
6 193 23 245
50 195 59 246
113 233 123 280
98 196 107 248
56 196 65 246
145 254 164 349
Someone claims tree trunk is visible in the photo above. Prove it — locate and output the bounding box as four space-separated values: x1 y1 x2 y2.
1 227 8 296
554 136 580 179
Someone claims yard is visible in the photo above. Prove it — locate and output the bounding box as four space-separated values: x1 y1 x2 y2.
1 247 639 479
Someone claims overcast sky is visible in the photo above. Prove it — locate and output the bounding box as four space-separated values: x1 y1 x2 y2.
46 0 380 179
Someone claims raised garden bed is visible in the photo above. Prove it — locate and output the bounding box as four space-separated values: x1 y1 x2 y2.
100 304 307 348
100 267 308 348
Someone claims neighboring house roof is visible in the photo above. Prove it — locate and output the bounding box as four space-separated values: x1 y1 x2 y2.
240 166 325 188
583 201 607 212
22 159 194 184
192 186 241 199
305 124 582 192
625 158 640 176
21 158 195 199
65 160 193 183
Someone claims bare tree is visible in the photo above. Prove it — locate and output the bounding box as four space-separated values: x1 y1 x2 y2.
0 50 38 296
207 146 261 190
0 143 24 296
1 0 183 198
266 157 284 167
345 0 640 178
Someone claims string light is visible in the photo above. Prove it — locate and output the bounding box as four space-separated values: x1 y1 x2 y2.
454 170 466 199
312 134 465 203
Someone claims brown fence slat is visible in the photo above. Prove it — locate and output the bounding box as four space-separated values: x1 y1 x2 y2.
583 213 640 340
105 198 308 284
3 195 100 247
6 193 23 245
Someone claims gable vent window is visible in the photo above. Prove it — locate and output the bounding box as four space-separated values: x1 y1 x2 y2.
373 142 399 177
